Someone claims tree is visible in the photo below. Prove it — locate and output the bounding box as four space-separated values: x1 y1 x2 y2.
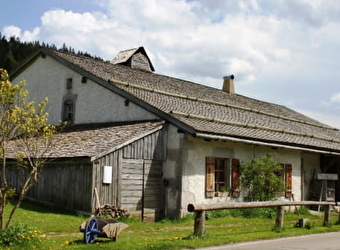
0 69 56 229
240 154 284 201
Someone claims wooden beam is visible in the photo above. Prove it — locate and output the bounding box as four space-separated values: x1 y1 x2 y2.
188 201 336 212
188 201 338 235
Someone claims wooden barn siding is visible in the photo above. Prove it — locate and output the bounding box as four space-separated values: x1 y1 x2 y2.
92 151 120 209
121 159 164 221
6 158 93 212
93 128 167 221
123 129 166 160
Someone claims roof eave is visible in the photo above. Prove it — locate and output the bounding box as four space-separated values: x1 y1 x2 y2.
195 132 340 156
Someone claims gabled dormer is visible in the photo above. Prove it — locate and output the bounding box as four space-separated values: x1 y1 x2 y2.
111 46 155 72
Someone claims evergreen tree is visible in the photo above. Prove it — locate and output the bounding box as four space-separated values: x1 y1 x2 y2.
0 35 103 72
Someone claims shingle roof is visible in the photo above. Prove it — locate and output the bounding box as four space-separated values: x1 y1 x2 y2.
7 121 164 158
111 48 139 64
13 49 340 154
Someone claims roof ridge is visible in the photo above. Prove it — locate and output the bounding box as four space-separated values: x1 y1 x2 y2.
171 111 340 144
108 79 336 131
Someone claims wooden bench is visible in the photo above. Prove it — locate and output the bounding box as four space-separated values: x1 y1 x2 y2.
187 201 338 236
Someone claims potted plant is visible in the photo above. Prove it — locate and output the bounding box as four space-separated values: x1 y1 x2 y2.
218 187 230 197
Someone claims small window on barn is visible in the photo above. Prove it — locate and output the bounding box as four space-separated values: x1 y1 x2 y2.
63 99 74 123
205 157 240 198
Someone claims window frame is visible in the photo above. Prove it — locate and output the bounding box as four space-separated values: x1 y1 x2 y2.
63 99 74 122
205 157 240 198
62 94 77 124
278 163 293 198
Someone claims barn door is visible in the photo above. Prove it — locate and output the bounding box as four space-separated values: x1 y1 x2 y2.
121 159 164 222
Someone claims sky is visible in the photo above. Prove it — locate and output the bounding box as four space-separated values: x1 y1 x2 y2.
1 0 340 128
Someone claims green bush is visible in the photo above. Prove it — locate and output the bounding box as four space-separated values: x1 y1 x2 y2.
297 206 310 215
0 223 41 248
206 210 231 219
207 208 276 219
241 154 284 201
229 208 276 218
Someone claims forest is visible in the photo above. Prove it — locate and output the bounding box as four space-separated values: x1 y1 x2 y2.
0 33 102 73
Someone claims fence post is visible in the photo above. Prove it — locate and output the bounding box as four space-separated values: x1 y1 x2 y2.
194 211 205 236
323 205 330 226
275 206 285 228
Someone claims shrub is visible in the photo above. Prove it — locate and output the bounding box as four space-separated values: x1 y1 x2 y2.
207 208 276 219
206 210 231 219
297 206 310 215
230 208 276 219
241 154 284 201
0 223 41 248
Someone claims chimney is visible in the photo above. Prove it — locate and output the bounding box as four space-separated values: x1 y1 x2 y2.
222 75 235 94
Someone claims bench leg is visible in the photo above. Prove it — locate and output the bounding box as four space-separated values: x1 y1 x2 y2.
275 206 285 228
194 211 205 236
324 205 330 226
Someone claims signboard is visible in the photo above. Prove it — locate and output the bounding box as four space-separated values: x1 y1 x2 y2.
316 173 338 180
103 165 113 184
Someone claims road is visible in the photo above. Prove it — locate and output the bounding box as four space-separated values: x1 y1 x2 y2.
198 232 340 250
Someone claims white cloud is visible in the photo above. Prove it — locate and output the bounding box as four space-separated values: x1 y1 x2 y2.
331 93 340 103
2 0 340 127
3 26 21 38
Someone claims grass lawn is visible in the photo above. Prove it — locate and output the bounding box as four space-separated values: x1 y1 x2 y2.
3 200 340 249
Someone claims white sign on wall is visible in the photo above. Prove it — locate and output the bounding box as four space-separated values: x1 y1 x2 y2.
103 166 113 184
317 173 338 180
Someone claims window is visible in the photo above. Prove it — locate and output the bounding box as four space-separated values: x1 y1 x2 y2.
278 163 293 198
206 157 240 198
66 78 73 89
284 164 292 198
62 94 77 124
63 99 74 122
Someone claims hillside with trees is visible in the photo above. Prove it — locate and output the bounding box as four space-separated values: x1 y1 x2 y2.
0 33 102 73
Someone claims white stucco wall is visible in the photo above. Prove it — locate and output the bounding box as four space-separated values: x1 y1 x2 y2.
164 132 321 217
12 55 158 125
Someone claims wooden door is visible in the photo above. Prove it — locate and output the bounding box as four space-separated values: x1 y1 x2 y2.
121 159 164 221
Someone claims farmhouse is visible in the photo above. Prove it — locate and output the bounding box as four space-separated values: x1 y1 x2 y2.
8 47 340 221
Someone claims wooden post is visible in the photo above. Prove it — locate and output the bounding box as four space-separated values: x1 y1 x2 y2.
194 211 205 236
275 206 285 228
323 205 330 226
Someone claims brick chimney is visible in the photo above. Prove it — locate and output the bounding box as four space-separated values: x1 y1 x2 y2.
222 75 235 94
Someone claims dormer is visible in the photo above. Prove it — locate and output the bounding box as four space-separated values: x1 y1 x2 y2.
111 47 155 72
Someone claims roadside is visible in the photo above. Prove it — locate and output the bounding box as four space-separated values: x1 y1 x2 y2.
196 232 340 250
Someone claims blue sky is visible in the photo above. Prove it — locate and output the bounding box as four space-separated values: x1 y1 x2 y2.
1 0 340 128
2 0 102 30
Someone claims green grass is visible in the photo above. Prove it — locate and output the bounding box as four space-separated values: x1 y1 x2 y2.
3 200 340 249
